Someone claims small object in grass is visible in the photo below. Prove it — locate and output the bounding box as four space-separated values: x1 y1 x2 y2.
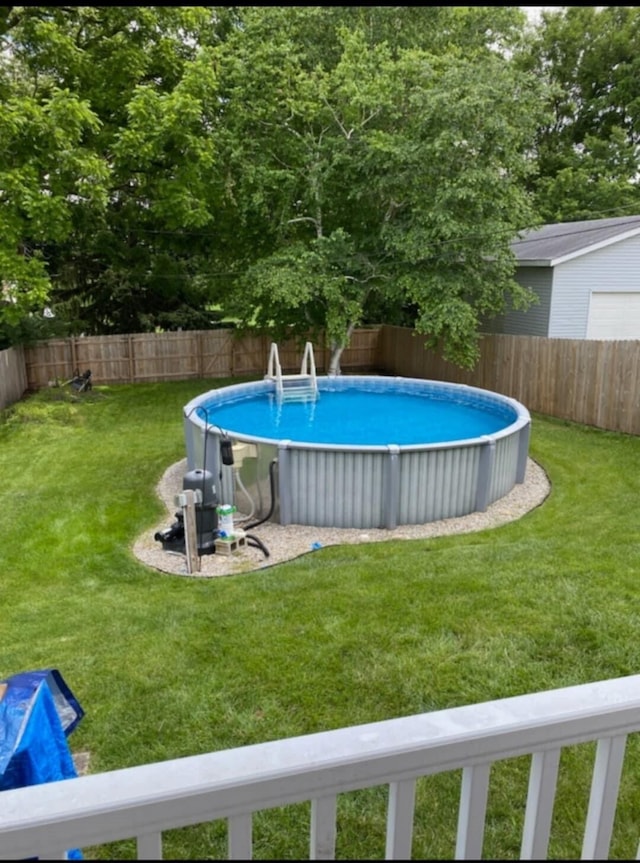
311 541 322 551
70 369 92 392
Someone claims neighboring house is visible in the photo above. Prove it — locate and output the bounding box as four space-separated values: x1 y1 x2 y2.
486 214 640 339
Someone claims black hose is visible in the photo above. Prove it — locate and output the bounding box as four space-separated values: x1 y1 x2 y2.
244 458 278 531
245 534 270 558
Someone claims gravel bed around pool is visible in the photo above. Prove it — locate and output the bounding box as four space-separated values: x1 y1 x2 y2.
132 457 551 579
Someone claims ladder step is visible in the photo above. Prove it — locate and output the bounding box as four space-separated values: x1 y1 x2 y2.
282 378 313 388
279 388 316 401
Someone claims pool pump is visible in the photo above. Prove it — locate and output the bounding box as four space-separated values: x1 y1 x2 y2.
154 468 219 555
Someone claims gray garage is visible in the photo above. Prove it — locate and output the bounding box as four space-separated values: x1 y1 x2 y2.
487 214 640 340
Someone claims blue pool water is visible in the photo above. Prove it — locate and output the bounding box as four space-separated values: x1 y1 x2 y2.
197 388 516 446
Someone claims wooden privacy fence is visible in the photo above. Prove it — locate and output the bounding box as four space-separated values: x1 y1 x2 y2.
379 326 640 436
6 326 640 435
22 327 382 390
0 346 27 410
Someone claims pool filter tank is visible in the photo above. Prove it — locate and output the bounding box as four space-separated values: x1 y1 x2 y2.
154 468 219 555
182 468 218 554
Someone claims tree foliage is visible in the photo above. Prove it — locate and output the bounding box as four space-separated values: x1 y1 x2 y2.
0 5 556 372
519 6 640 222
0 5 232 345
0 9 108 340
215 6 544 369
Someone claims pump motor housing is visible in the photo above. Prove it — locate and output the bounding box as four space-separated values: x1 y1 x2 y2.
155 469 219 555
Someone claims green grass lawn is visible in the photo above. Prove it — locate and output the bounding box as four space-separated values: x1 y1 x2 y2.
1 379 640 860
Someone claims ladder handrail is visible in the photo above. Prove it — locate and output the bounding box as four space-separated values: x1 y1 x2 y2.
266 342 318 402
266 343 283 398
300 341 318 396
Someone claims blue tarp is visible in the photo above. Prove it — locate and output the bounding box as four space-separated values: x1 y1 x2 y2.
0 669 85 858
0 669 84 791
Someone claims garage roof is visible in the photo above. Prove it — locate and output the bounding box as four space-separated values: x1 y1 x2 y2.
512 215 640 266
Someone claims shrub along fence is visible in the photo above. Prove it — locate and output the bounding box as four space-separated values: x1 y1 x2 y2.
2 326 639 435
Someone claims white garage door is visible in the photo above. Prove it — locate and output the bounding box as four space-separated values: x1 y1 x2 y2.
587 292 640 339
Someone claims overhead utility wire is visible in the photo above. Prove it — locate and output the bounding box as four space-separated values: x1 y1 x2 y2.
77 213 640 279
104 207 640 249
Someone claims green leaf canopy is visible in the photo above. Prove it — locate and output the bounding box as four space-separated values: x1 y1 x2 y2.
215 7 545 368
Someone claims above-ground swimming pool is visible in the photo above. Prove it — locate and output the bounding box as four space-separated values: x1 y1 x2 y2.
183 376 531 529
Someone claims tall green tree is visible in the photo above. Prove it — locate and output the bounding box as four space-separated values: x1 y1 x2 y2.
520 6 640 222
0 5 232 344
215 6 545 371
1 5 548 371
0 8 109 344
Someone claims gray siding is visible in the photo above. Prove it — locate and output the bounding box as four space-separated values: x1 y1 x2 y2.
549 234 640 338
484 268 553 336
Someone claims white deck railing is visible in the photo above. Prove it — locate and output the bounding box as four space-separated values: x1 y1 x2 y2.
2 675 640 860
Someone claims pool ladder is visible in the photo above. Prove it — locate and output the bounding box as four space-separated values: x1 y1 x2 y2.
265 342 319 403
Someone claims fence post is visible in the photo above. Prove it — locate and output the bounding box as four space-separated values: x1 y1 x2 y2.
197 331 203 378
0 346 28 409
128 335 134 382
174 489 201 574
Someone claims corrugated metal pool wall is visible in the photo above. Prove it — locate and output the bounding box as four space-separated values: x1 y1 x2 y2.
184 377 531 530
273 430 526 530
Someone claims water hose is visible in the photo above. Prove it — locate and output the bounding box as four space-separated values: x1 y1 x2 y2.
233 467 256 523
245 534 270 558
244 459 278 531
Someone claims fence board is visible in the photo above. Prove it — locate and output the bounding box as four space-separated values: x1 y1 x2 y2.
131 332 200 382
23 339 74 387
620 340 640 435
22 328 381 390
342 328 382 371
0 347 28 409
78 335 132 383
200 330 235 378
230 333 269 377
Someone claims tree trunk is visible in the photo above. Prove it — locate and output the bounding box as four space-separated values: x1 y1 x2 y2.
328 322 356 375
328 343 344 375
